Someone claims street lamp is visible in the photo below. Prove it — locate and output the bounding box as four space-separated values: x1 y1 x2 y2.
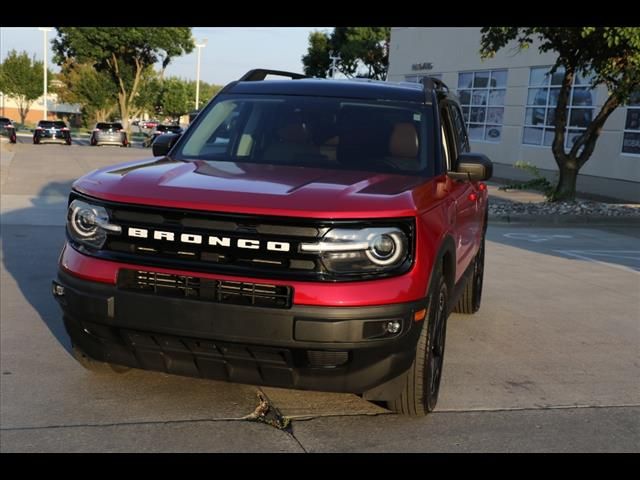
194 39 207 110
329 51 341 79
38 27 53 120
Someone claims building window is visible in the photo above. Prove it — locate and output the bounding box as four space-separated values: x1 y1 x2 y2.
523 66 595 148
622 91 640 155
457 69 507 143
405 73 441 83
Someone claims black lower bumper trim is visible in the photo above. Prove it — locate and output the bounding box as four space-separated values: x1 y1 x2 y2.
54 269 427 396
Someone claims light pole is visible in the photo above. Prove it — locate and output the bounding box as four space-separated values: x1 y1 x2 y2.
195 39 208 110
329 51 341 79
38 27 53 120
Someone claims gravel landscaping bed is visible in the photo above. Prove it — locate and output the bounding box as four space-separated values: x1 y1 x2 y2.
489 198 640 217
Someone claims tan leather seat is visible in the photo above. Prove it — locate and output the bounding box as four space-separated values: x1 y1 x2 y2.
262 121 325 164
389 122 418 158
383 122 420 171
277 122 309 144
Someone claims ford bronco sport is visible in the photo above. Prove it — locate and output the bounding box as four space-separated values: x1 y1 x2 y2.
53 69 492 416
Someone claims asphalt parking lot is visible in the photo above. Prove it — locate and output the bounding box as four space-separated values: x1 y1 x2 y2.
1 142 638 452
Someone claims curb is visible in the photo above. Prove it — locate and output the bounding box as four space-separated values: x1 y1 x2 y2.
488 214 640 226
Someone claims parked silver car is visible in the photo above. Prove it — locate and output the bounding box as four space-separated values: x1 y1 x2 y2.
90 122 128 147
142 124 183 148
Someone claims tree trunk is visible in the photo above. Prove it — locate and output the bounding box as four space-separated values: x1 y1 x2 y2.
553 161 579 201
117 92 130 139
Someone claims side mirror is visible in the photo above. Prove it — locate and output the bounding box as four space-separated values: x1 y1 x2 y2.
448 153 493 182
152 133 181 156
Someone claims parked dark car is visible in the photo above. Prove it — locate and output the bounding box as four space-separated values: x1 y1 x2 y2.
142 124 183 148
0 117 17 143
90 122 128 147
33 120 72 145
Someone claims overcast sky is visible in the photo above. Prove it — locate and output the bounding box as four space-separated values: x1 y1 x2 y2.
0 27 330 86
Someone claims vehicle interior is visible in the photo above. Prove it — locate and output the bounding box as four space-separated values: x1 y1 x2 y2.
180 97 427 174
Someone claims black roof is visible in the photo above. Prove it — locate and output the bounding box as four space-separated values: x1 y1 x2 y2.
226 78 429 103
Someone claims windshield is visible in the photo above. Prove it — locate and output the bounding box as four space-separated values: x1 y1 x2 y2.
176 94 431 175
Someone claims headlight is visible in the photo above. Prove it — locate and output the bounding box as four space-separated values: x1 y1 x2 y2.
67 199 121 249
299 227 410 274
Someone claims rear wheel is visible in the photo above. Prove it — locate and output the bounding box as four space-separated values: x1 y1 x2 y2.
454 237 485 314
387 266 449 416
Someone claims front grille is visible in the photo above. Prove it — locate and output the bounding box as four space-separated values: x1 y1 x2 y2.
118 269 292 308
69 192 414 282
99 203 326 280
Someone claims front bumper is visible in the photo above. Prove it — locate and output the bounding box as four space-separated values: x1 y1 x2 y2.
53 268 427 396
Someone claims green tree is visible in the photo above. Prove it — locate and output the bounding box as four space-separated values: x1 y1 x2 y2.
186 79 223 110
481 27 640 201
302 27 390 80
159 77 190 121
52 27 194 135
54 60 118 125
132 69 162 120
0 50 48 125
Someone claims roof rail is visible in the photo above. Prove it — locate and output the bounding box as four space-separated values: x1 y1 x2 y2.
238 69 307 82
421 76 450 102
421 76 450 93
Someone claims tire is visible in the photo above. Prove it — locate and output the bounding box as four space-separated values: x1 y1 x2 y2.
454 237 485 314
71 343 130 374
387 265 449 416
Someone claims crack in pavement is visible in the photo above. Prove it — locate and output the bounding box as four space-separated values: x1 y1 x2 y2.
248 389 308 453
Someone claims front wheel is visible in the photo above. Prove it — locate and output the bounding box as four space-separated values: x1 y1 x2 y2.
387 269 449 416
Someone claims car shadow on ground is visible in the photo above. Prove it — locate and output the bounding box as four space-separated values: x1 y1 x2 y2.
1 180 73 353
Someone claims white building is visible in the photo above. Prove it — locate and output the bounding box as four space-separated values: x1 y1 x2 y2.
387 28 640 202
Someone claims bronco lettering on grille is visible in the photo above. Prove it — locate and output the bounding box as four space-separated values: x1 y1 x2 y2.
126 227 290 252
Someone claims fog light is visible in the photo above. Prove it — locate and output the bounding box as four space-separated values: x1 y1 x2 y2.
52 283 65 297
385 320 401 334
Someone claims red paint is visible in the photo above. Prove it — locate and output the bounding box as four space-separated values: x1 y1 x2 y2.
63 159 489 307
60 242 429 307
73 159 429 219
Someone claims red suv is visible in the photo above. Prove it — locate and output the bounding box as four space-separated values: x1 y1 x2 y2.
53 69 492 416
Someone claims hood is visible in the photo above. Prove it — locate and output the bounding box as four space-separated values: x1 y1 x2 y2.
74 158 435 219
